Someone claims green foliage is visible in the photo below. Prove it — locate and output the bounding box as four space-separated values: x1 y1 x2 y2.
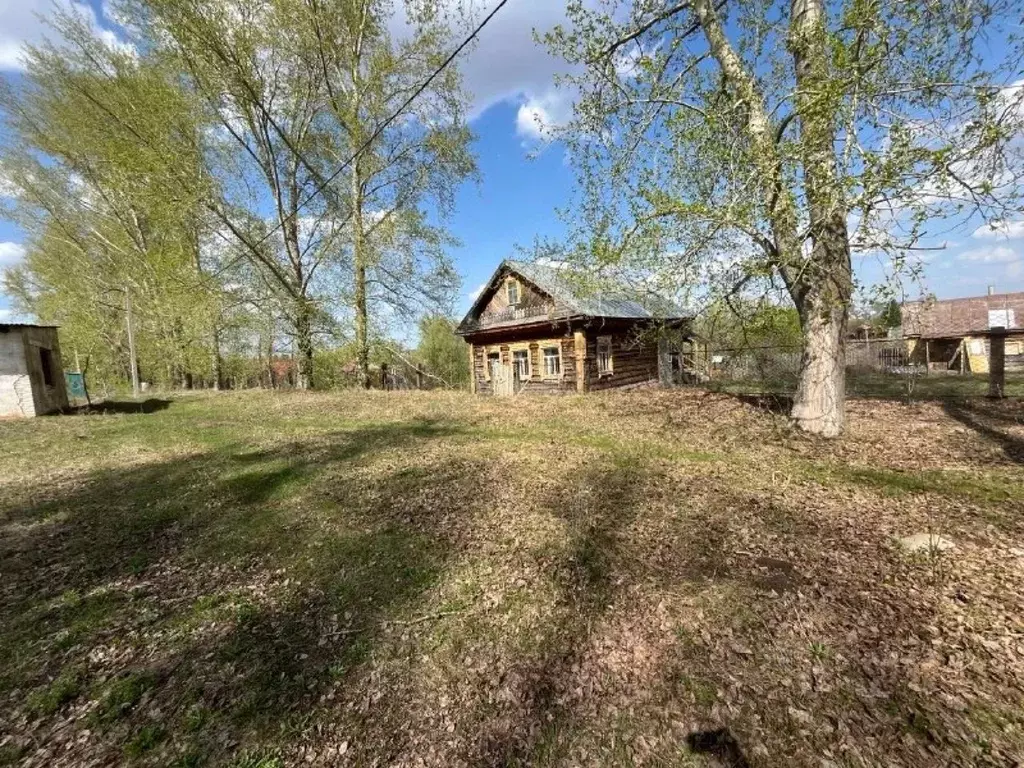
698 300 803 350
879 300 902 330
26 666 84 716
415 316 469 389
124 725 166 758
542 0 1023 433
1 0 474 393
93 671 157 726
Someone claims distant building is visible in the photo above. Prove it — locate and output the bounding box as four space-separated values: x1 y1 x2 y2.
0 323 69 417
901 289 1024 372
457 260 692 395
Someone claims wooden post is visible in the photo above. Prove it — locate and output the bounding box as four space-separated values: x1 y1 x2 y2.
924 339 930 374
468 343 476 394
574 330 588 393
989 328 1006 398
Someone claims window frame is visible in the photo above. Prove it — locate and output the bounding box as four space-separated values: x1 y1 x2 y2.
511 348 531 380
506 279 520 306
542 345 562 379
596 335 614 376
483 347 502 381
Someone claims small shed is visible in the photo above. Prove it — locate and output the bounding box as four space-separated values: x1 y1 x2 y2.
0 323 69 417
901 290 1024 373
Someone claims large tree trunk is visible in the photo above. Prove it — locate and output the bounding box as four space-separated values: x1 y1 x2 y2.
786 0 852 436
791 292 847 437
294 302 314 390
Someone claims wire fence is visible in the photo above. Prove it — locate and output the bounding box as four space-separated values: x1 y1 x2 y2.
684 337 1024 399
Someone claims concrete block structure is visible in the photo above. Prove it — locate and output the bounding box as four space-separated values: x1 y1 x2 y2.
0 323 69 417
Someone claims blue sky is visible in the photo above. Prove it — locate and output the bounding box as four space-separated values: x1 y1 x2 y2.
2 0 1023 326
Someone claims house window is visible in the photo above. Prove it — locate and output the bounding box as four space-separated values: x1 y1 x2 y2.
39 347 55 387
506 280 519 306
597 336 613 375
512 349 530 380
543 346 561 377
485 350 501 380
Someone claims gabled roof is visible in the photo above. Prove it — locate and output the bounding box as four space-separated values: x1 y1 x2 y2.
459 259 690 335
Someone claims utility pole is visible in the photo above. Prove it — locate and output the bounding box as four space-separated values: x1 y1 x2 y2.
125 287 140 398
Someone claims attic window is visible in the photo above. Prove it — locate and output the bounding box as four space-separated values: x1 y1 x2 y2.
506 280 520 306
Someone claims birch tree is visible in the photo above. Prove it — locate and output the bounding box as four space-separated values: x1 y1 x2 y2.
291 0 476 388
122 0 349 389
0 10 223 390
545 0 1024 435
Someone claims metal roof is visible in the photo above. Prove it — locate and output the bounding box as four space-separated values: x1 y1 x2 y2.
0 322 60 329
507 260 689 320
459 260 690 335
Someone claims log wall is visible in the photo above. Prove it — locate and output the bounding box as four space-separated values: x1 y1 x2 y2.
585 330 660 391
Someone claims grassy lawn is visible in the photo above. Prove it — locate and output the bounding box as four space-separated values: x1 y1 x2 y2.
1 389 1023 767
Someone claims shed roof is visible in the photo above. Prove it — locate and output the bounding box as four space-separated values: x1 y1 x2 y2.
0 322 59 330
901 292 1024 338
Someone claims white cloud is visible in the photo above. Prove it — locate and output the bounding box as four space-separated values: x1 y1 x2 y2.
452 0 575 121
515 89 573 142
958 244 1020 263
972 219 1024 241
389 0 576 133
0 0 132 72
0 242 26 267
468 282 487 301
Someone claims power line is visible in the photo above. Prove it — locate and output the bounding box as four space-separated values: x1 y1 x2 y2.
237 0 511 258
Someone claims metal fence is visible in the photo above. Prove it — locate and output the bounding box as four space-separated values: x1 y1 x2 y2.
689 337 1019 399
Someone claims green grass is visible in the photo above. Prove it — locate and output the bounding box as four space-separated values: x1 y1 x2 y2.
26 665 84 716
1 389 1022 766
93 671 157 726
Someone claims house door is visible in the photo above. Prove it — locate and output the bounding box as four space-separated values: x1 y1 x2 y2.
491 361 514 397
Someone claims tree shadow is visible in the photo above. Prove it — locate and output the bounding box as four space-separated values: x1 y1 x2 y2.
686 728 752 767
63 398 175 415
0 418 479 765
729 392 793 415
941 399 1024 465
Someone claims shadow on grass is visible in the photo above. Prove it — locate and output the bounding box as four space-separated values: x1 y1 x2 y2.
66 398 175 415
942 399 1024 465
687 728 752 768
0 417 477 765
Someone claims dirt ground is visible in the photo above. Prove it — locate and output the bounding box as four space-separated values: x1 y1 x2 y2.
1 389 1022 767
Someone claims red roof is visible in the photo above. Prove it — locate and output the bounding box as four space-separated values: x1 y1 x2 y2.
901 292 1024 338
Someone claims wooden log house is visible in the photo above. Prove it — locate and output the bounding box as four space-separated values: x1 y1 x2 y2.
457 260 692 395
